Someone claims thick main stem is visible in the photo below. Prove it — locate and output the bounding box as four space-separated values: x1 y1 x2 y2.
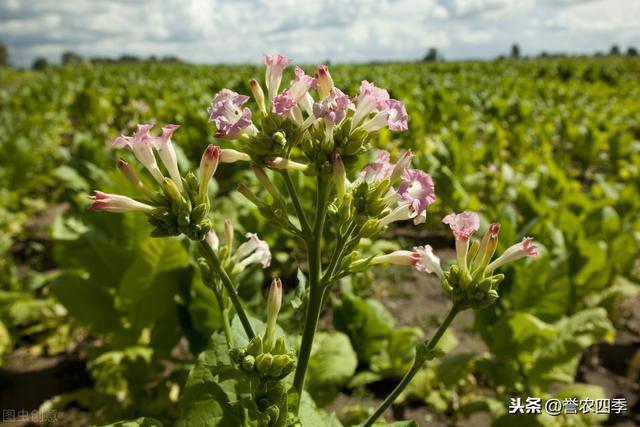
291 177 330 412
363 303 461 427
198 240 255 340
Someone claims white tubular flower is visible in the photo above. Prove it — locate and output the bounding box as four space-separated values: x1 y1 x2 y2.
150 124 182 191
89 191 155 214
235 233 272 270
264 53 291 102
371 250 420 266
413 245 444 279
199 144 220 199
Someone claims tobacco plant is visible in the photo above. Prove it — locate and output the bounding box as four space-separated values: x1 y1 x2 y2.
88 55 537 426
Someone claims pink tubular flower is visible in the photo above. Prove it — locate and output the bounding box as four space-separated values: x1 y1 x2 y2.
271 90 297 115
272 66 317 118
442 211 480 241
486 237 538 272
413 245 444 278
113 124 165 185
235 233 272 270
360 99 409 133
89 191 155 214
443 211 481 272
396 169 436 217
208 89 255 138
312 87 352 124
150 124 182 190
359 150 394 183
351 80 390 130
264 54 291 101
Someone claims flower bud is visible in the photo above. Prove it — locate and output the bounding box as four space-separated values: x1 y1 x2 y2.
252 164 280 200
224 219 234 249
242 354 256 371
199 144 220 201
316 65 334 99
264 278 282 352
250 79 266 114
117 158 150 195
162 178 186 204
273 336 287 355
486 237 538 272
205 230 219 251
256 353 274 375
270 354 293 377
332 153 347 200
246 335 263 357
265 157 309 172
220 148 251 163
473 223 501 271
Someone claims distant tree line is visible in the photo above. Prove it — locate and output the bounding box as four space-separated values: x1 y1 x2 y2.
422 43 639 63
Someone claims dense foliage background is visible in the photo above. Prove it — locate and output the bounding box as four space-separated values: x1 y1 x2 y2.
0 57 638 426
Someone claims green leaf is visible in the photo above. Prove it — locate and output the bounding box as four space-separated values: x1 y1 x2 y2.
490 311 557 362
118 237 191 331
176 333 244 427
333 292 395 362
527 308 614 387
94 417 164 427
50 273 121 333
307 331 358 405
298 392 343 427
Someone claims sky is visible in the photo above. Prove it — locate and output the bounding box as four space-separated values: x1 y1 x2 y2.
1 0 639 67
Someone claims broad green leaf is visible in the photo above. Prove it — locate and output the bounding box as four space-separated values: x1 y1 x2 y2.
50 272 122 333
118 237 190 331
333 292 395 362
176 333 244 427
94 417 164 427
298 392 343 427
307 331 358 405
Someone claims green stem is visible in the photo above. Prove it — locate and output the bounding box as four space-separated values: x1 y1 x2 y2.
291 176 330 413
321 221 358 286
363 303 461 427
198 240 255 340
212 283 234 348
282 170 311 235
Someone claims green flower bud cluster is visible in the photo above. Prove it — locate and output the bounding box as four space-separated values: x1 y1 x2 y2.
230 336 296 380
247 113 302 157
145 172 211 240
441 265 505 309
302 118 370 175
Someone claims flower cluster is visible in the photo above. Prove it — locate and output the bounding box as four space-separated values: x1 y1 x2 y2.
373 211 538 308
208 54 409 172
90 123 252 240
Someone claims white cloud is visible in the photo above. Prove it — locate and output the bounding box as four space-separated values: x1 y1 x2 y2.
0 0 638 66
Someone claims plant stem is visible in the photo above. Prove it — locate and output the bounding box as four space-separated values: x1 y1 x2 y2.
212 284 234 348
282 170 311 235
322 221 358 286
291 176 330 412
363 303 461 427
198 240 255 340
